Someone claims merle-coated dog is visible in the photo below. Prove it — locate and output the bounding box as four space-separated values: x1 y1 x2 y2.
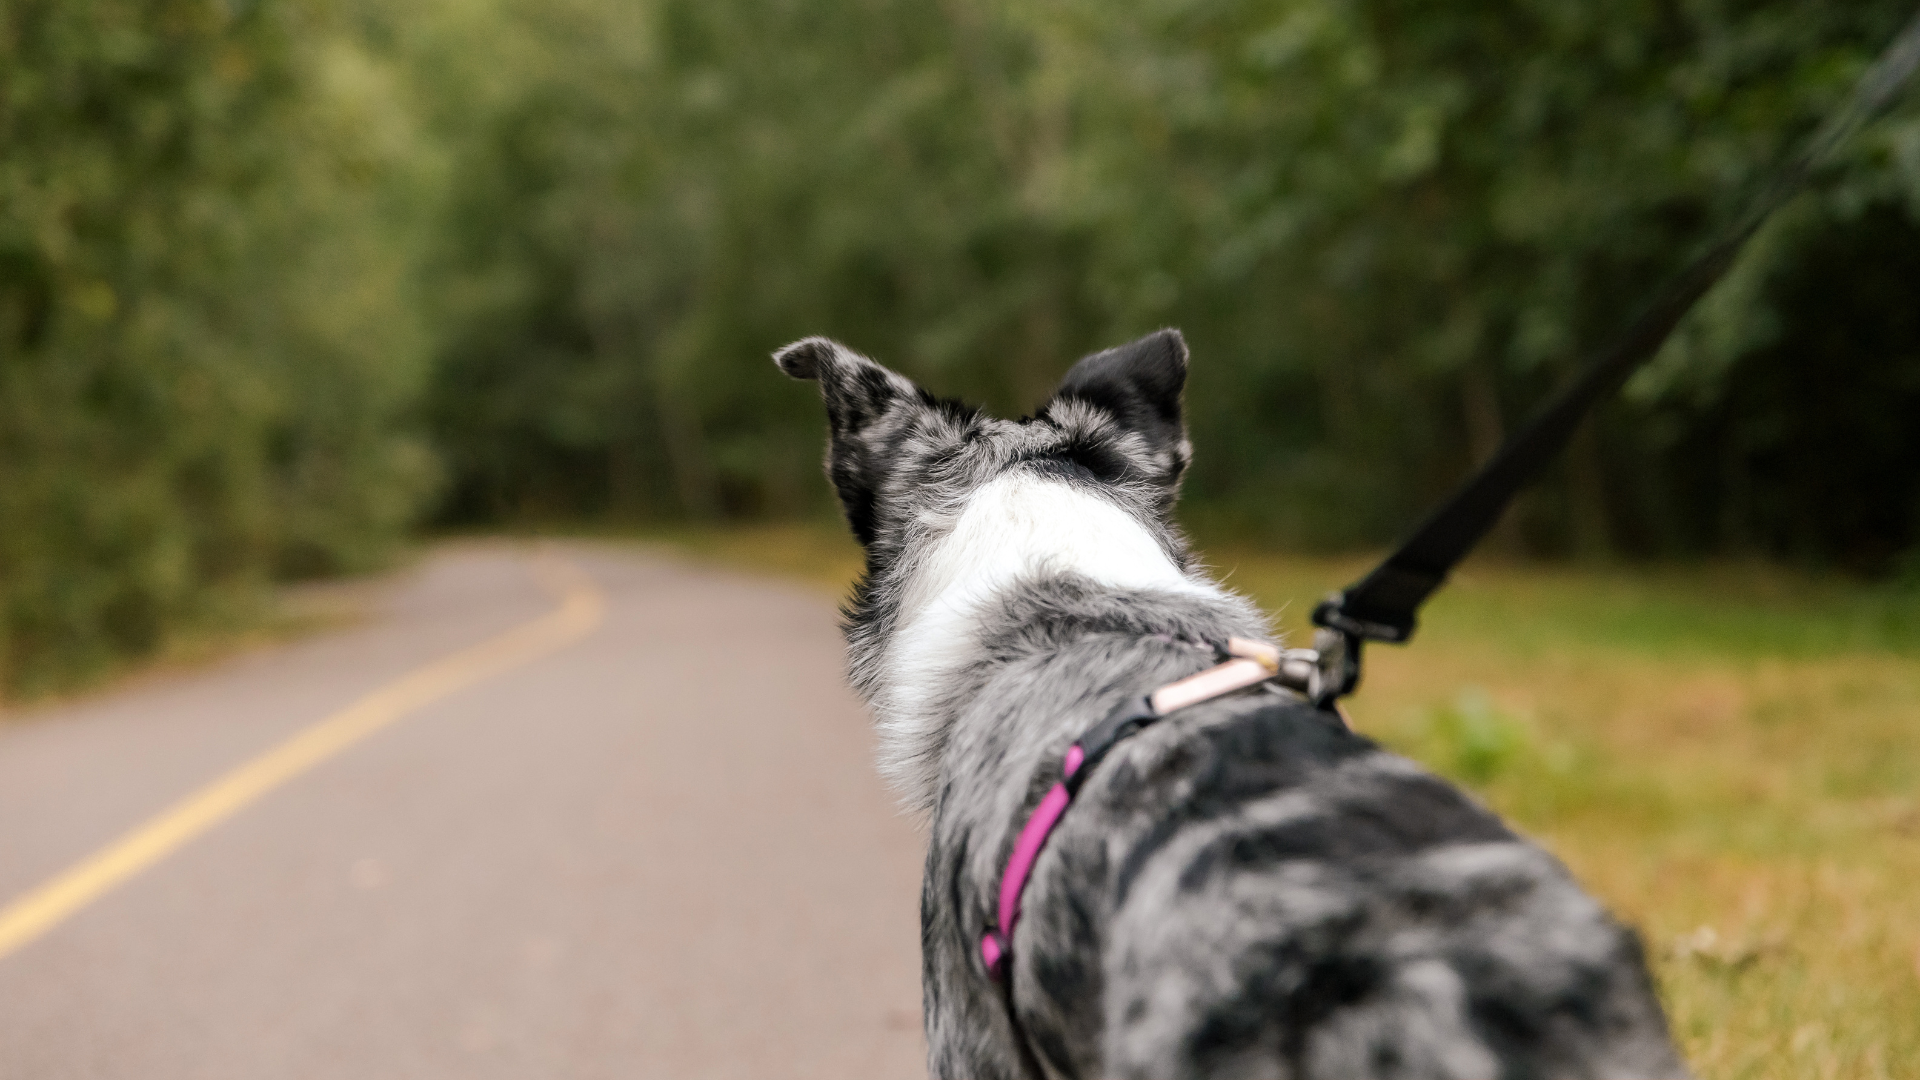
775 329 1686 1079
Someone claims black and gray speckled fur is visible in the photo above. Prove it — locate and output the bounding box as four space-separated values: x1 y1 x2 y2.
776 331 1687 1079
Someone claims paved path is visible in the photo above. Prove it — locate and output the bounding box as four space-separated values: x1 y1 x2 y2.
0 543 925 1079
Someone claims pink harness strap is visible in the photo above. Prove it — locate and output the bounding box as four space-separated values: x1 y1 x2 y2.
980 637 1283 980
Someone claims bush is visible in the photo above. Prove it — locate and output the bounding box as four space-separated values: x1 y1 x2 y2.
0 0 438 696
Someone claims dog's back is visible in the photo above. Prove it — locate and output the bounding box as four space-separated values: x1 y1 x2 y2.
1006 694 1678 1078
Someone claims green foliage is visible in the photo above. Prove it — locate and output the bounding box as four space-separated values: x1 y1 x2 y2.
1418 686 1530 785
1063 0 1920 562
6 0 1919 693
419 0 1920 572
0 0 438 695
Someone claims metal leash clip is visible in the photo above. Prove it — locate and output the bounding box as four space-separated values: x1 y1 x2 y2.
1263 631 1359 714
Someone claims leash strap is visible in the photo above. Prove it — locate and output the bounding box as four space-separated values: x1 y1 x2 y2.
1310 10 1920 692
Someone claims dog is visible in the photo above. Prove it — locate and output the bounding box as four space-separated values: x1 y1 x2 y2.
775 329 1687 1079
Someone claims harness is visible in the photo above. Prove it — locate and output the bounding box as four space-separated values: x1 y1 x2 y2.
977 1 1920 1029
979 635 1325 980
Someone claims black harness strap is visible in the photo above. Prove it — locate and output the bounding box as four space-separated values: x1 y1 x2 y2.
1310 9 1920 703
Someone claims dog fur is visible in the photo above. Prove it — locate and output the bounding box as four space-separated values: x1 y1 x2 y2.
776 329 1687 1079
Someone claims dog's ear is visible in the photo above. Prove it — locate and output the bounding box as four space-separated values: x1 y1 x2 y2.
774 337 919 437
774 337 921 546
1050 328 1188 441
1047 328 1192 489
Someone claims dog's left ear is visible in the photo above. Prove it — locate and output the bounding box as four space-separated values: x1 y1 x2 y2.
1047 328 1192 487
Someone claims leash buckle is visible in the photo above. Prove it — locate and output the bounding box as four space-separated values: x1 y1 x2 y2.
1307 626 1362 709
1266 634 1360 711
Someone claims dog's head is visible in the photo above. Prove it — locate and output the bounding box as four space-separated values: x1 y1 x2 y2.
772 329 1194 567
777 329 1222 805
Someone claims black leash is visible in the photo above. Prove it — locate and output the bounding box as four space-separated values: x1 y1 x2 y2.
1307 9 1920 708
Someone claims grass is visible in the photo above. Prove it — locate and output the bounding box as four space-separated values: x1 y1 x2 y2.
649 521 1920 1080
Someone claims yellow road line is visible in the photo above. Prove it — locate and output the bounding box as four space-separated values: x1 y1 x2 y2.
0 553 606 962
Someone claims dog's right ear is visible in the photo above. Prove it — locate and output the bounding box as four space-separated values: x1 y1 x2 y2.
1049 328 1188 443
774 337 920 546
1045 328 1192 495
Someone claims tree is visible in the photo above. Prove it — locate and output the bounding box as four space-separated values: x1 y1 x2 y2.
0 0 438 695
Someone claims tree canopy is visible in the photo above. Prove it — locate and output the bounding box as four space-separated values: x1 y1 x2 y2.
4 0 1918 694
2 0 437 693
420 0 1920 561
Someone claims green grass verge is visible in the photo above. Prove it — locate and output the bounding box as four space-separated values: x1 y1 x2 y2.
646 520 1920 1080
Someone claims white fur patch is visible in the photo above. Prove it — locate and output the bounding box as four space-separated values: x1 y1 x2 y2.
873 472 1224 799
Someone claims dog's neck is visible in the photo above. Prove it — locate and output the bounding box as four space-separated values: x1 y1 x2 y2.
865 471 1227 806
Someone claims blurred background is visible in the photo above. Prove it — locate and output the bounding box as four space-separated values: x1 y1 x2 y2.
3 3 1920 1076
5 0 1920 697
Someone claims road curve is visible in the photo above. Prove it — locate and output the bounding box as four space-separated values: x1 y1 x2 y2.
0 542 925 1079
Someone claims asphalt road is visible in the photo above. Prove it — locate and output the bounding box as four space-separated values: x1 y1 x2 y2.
0 542 925 1079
